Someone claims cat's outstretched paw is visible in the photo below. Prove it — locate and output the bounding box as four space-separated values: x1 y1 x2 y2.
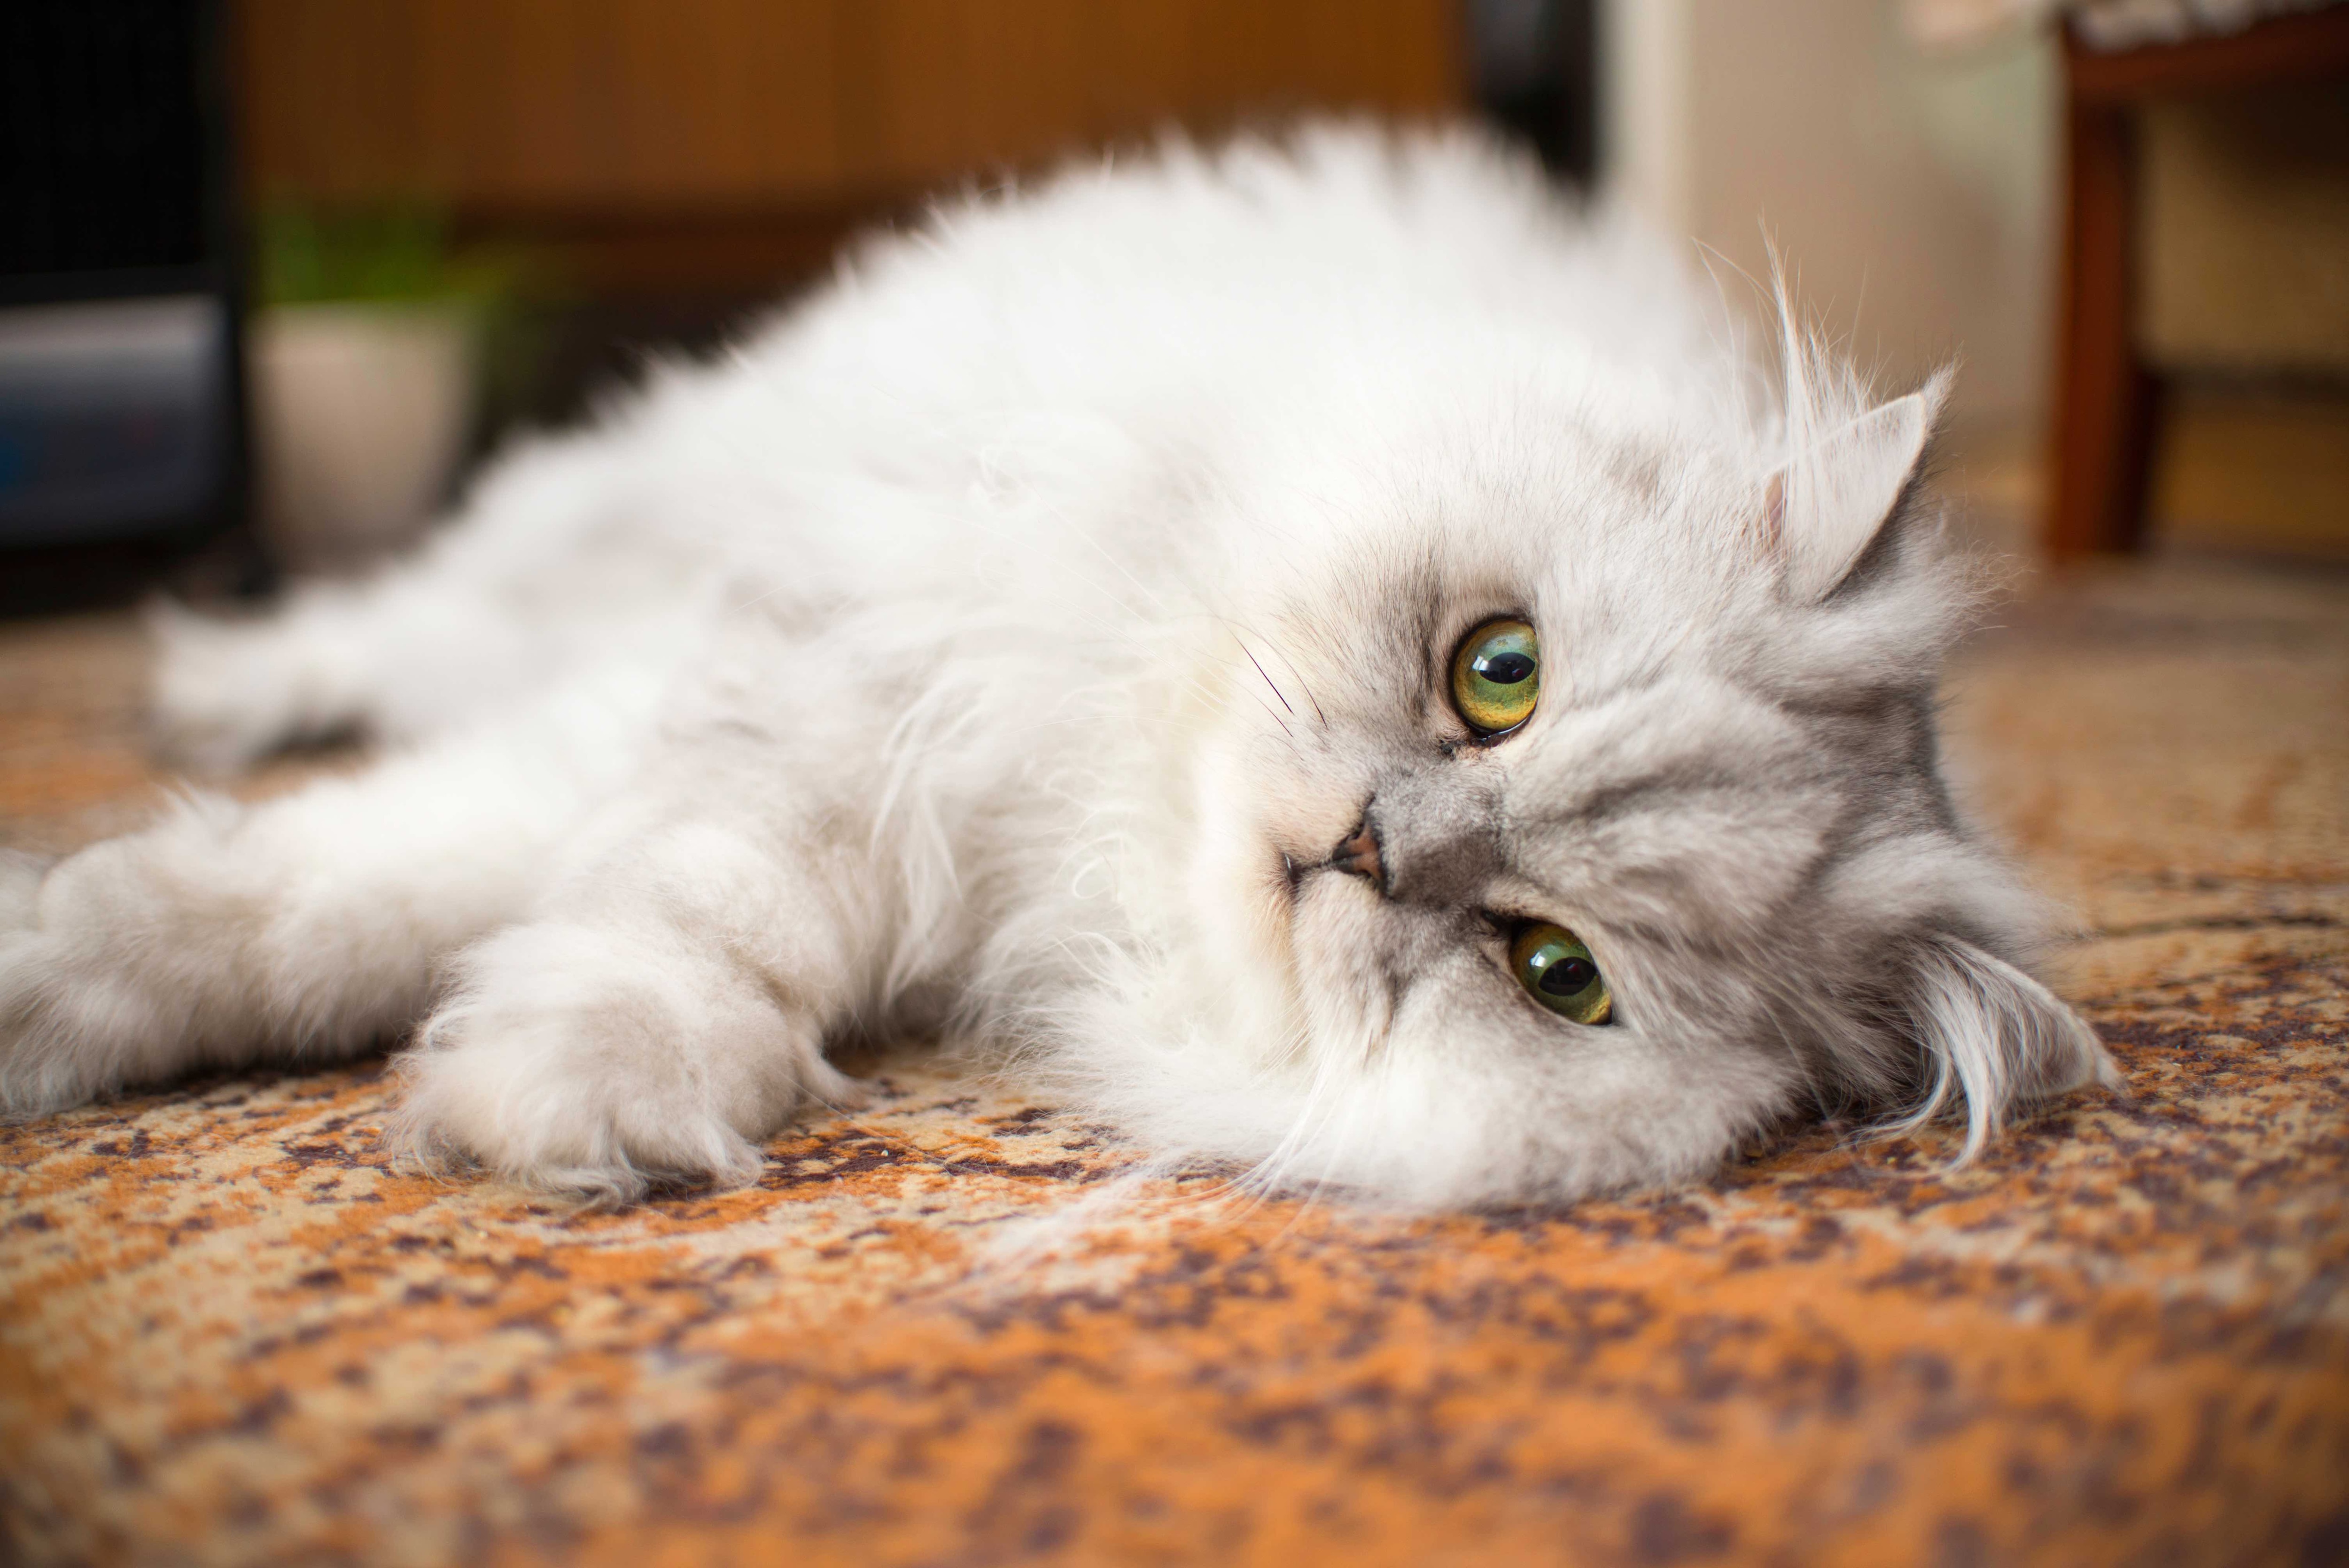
390 920 866 1205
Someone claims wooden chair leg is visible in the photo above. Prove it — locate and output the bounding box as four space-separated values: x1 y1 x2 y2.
2047 76 2162 559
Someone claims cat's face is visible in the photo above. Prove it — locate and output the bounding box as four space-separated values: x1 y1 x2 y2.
1144 387 2106 1206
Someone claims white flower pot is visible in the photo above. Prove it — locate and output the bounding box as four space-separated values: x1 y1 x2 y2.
249 303 474 572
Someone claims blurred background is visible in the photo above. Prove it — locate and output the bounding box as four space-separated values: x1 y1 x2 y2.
2 0 2343 614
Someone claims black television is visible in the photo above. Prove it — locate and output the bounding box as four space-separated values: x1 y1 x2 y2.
0 0 248 602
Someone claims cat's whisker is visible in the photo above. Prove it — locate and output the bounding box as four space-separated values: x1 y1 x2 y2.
1216 615 1333 734
1241 646 1294 718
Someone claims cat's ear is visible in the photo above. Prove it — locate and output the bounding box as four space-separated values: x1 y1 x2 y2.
1886 933 2119 1162
1767 389 1935 603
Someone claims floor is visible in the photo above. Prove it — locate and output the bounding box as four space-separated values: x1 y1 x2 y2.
1946 389 2349 565
0 544 2345 1567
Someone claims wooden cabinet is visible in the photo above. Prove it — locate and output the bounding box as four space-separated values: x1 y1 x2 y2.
235 0 1463 290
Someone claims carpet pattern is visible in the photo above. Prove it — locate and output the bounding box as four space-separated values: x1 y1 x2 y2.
1 558 2345 1567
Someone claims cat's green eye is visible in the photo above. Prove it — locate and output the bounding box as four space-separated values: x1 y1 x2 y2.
1509 923 1612 1025
1450 618 1539 735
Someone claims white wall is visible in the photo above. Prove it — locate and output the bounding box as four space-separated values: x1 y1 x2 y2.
1603 0 2058 424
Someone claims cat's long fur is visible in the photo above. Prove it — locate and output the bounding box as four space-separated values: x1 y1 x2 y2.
0 124 2113 1206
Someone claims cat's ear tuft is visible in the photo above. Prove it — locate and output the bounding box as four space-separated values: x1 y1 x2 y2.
1882 933 2118 1163
1771 389 1935 603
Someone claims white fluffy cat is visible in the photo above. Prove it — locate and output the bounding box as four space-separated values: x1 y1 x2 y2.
0 124 2111 1206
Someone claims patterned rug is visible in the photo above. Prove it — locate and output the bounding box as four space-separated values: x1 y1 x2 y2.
2 556 2344 1567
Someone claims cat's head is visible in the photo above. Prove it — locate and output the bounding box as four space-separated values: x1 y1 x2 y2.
1110 356 2112 1207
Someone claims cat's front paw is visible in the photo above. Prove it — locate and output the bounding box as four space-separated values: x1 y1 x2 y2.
390 921 865 1204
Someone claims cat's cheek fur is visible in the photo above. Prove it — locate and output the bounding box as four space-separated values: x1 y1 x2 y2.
1202 935 1800 1207
1167 666 1390 1069
1174 738 1309 1063
1286 875 1400 1063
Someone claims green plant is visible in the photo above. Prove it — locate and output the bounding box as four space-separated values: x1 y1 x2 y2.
252 204 529 311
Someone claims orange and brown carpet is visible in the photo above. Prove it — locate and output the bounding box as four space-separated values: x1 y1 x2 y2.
1 556 2345 1567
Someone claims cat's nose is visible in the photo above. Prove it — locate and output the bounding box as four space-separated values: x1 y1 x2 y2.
1331 820 1385 891
1352 773 1501 908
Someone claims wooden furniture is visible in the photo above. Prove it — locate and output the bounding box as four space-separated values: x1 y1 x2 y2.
2048 4 2349 558
233 0 1464 297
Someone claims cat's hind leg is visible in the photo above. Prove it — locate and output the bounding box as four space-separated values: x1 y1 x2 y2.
151 432 680 773
0 682 642 1115
147 581 540 774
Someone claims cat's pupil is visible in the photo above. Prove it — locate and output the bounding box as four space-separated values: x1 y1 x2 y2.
1537 956 1597 996
1478 652 1534 686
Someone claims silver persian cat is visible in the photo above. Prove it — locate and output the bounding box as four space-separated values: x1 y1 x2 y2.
0 125 2111 1207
